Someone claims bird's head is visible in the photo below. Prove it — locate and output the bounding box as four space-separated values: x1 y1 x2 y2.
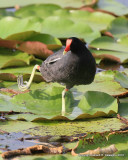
63 37 85 55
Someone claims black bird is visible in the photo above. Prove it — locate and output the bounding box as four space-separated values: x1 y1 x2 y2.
18 37 96 116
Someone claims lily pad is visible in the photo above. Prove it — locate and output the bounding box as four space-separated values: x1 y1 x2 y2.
118 103 128 120
97 0 128 16
0 81 118 120
119 97 128 120
15 4 61 18
73 70 128 98
78 91 117 118
108 17 128 38
11 85 74 117
41 16 100 43
0 58 43 82
53 10 115 31
90 36 128 52
114 72 128 89
0 48 35 69
0 16 42 39
0 0 97 9
89 36 128 64
6 31 62 49
90 49 128 64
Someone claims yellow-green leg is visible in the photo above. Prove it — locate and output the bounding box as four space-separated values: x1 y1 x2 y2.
62 88 68 116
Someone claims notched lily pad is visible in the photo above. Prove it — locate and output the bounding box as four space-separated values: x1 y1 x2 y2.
78 91 118 118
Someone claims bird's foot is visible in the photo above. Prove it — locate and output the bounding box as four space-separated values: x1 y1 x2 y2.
17 75 30 91
17 64 40 91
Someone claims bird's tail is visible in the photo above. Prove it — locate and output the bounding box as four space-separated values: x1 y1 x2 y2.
17 65 40 91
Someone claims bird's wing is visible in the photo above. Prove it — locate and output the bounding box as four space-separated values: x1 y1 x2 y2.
44 48 64 65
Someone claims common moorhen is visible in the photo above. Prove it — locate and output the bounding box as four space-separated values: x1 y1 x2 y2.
18 37 96 116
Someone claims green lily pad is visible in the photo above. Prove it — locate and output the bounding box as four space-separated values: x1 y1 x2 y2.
0 16 42 39
53 10 115 31
41 16 100 43
6 31 62 49
118 102 128 120
0 93 19 112
73 70 128 98
97 0 128 16
11 85 74 117
0 81 17 88
0 48 35 69
0 81 118 120
108 17 128 38
90 36 128 52
89 36 128 64
114 72 128 89
0 58 43 82
15 4 61 18
78 91 117 117
119 97 128 120
0 0 97 9
90 49 128 64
